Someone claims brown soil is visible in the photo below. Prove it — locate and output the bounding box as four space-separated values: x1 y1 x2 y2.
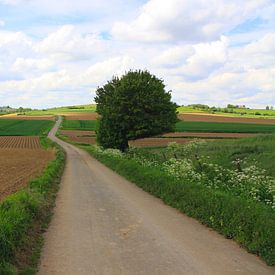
162 132 257 138
61 112 98 120
60 130 96 137
130 138 193 147
178 113 275 124
0 148 55 201
0 136 42 149
60 130 96 144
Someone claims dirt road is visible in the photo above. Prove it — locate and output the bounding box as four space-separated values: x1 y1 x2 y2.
38 117 275 275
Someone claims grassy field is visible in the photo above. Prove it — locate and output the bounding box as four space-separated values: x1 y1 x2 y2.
61 119 97 131
25 104 96 116
0 120 54 136
175 121 275 133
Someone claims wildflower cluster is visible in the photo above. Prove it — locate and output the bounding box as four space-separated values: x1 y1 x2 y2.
92 142 275 209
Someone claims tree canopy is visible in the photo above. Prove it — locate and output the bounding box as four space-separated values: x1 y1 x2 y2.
95 70 178 151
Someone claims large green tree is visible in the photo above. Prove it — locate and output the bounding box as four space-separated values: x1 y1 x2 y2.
95 70 178 151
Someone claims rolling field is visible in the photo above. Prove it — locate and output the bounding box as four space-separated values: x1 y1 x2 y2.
0 114 55 120
61 119 97 131
0 119 54 136
24 104 97 116
175 121 275 133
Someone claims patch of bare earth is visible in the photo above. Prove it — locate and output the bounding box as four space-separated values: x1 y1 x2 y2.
0 148 55 201
178 113 275 124
60 130 96 144
162 132 258 138
0 136 42 149
61 112 98 120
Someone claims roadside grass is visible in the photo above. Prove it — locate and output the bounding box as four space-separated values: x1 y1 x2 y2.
79 139 275 266
0 120 54 136
61 119 97 131
0 138 65 274
175 121 275 133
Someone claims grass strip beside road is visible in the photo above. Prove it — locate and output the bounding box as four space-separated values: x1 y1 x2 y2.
0 138 65 274
176 121 275 133
82 144 275 266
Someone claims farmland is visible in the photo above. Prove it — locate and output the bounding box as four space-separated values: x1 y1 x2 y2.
61 119 97 131
0 119 54 136
0 147 55 201
60 130 96 144
175 121 275 133
0 136 41 149
178 113 275 124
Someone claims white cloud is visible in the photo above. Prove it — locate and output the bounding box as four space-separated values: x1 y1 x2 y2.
0 20 5 27
112 0 270 43
34 25 108 62
0 0 275 108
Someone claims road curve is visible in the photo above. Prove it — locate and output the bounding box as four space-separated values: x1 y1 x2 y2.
38 117 275 275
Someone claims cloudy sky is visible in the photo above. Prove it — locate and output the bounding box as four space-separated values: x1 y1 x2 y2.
0 0 275 108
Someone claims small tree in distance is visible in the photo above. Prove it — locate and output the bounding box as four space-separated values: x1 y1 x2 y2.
95 70 178 151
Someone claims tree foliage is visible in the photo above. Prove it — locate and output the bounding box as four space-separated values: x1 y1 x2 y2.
95 70 178 151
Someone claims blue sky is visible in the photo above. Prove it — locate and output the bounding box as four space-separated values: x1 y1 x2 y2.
0 0 274 108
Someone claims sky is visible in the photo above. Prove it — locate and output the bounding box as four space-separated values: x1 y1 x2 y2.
0 0 275 109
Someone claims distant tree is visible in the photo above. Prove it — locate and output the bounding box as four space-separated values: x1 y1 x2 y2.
266 106 270 110
271 106 274 110
95 70 178 151
18 107 24 113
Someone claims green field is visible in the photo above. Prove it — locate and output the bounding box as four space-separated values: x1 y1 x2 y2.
175 121 275 133
0 120 54 136
61 120 97 131
25 104 96 116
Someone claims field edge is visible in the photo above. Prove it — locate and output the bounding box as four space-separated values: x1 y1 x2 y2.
0 138 66 274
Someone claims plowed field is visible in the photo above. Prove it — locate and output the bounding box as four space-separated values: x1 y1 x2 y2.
60 130 96 144
61 112 98 120
0 148 55 201
0 136 41 149
178 113 275 124
162 132 257 138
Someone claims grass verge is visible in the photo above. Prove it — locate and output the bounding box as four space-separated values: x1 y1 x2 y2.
81 144 275 266
0 138 65 274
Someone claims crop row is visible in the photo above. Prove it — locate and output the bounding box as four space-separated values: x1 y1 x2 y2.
0 136 41 149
